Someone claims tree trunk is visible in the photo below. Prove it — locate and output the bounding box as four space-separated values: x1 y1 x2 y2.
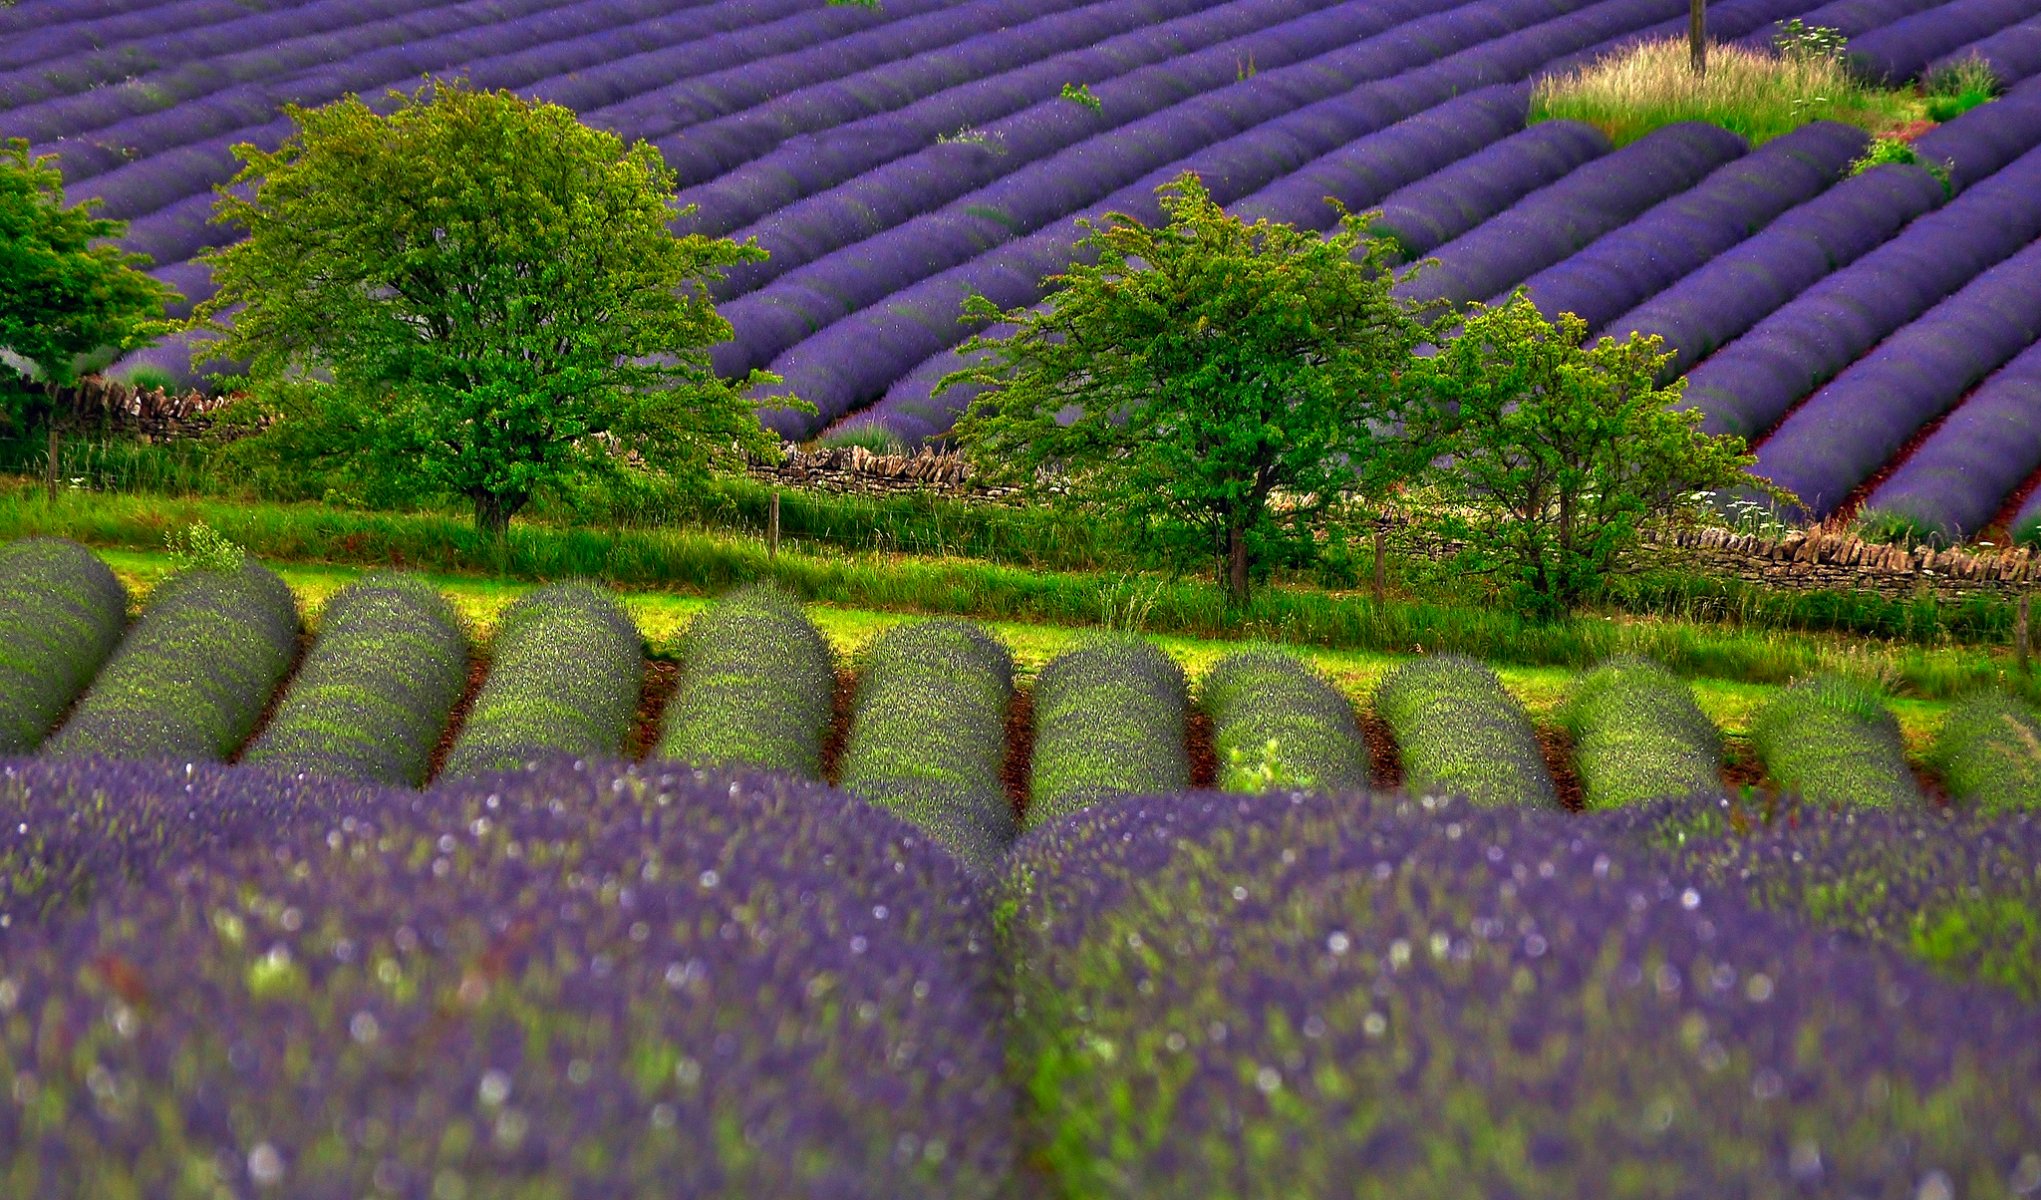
474 493 516 570
1690 0 1706 74
43 422 59 502
1371 520 1387 607
1225 522 1250 608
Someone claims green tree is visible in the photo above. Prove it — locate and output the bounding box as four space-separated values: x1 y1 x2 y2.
1416 293 1779 620
191 78 784 542
0 138 179 497
945 171 1440 605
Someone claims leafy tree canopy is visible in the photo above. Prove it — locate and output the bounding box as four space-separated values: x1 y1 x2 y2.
946 171 1442 603
192 77 786 537
1415 293 1782 620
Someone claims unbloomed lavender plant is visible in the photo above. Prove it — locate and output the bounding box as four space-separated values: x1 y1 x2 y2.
0 537 126 754
1557 657 1721 810
1750 673 1921 809
240 573 468 786
1198 648 1366 794
1925 690 2041 816
839 619 1015 874
655 584 835 777
42 559 298 763
1026 636 1187 830
1373 654 1555 807
1001 787 2041 1197
0 758 1017 1197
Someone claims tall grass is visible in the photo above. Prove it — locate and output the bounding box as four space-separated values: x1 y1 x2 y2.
1532 38 1919 146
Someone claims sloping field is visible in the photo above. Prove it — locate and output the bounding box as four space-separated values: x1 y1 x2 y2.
6 0 2041 538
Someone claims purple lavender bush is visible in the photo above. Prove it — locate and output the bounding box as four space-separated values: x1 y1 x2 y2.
1926 690 2041 816
0 538 127 755
41 559 297 763
1859 338 2041 540
1003 787 2041 1197
0 758 1017 1197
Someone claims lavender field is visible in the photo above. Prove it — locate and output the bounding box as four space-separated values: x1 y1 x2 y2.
6 0 2041 540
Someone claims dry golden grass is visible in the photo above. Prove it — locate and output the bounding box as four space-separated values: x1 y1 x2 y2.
1531 38 1923 146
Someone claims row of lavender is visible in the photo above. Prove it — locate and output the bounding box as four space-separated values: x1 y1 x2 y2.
5 754 2037 1194
8 539 2041 830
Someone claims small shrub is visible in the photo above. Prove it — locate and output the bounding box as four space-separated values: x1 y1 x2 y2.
1750 674 1920 808
1558 657 1722 809
441 582 641 779
1770 18 1847 62
1922 54 1998 122
1028 636 1187 828
1199 649 1367 794
1847 137 1953 194
164 520 245 574
656 585 835 777
817 423 909 456
119 365 181 394
1059 82 1101 112
0 537 127 753
1374 655 1555 807
1927 691 2041 815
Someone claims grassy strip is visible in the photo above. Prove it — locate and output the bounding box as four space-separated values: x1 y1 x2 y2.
839 620 1015 873
1751 675 1922 808
1375 656 1557 807
1925 692 2041 815
440 583 641 780
1532 37 1919 146
9 485 2028 701
655 584 835 777
1199 649 1368 794
44 561 298 762
0 538 128 753
241 574 468 785
1557 658 1723 810
1028 637 1189 830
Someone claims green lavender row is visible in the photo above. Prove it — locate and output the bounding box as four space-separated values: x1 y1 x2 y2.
1557 657 1721 809
1752 674 1921 808
1028 636 1188 829
1927 690 2041 815
0 537 126 753
1374 654 1555 807
1199 648 1367 793
656 584 835 776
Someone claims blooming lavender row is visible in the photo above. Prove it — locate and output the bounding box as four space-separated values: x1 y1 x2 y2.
1606 793 2041 1001
1734 0 1950 46
1847 0 2041 83
1926 690 2041 816
1682 144 2041 442
1529 0 1827 77
1908 88 2041 192
0 538 127 755
1199 649 1367 794
42 561 298 764
1861 340 2041 540
240 574 468 786
839 620 1015 874
750 0 1704 435
655 585 835 778
1363 117 1611 259
1395 121 1750 309
1003 786 2041 1196
0 0 278 70
1750 674 1921 809
1374 654 1556 807
1928 19 2041 90
660 0 1228 211
1027 636 1189 830
0 758 1017 1197
439 583 641 780
709 0 1496 376
1557 657 1721 810
1749 235 2041 518
1511 121 1867 332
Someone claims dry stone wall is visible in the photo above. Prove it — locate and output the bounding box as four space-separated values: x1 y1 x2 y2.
59 376 232 442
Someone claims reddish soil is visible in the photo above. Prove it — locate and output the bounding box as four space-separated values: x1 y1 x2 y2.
1830 398 1967 525
819 668 858 786
228 629 313 763
1535 725 1585 813
1720 737 1768 797
1884 118 1938 144
1003 687 1035 825
1914 762 1953 810
624 659 681 761
1360 710 1405 793
424 654 490 784
1984 460 2041 540
1187 711 1217 789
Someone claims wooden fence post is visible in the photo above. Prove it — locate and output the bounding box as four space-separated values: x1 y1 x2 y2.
2018 592 2031 675
769 491 781 562
1371 519 1387 608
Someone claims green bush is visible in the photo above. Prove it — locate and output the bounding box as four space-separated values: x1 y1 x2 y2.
241 574 468 785
0 537 127 753
1199 648 1367 793
1374 655 1555 807
1926 691 2041 815
1557 657 1722 809
44 560 298 761
1750 674 1920 808
655 585 835 777
1028 636 1188 829
839 619 1015 872
1922 54 1998 123
441 583 641 779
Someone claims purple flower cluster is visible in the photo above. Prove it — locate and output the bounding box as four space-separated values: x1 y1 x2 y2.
0 757 1016 1197
1365 117 1612 261
42 561 299 764
1003 786 2041 1197
0 538 127 755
